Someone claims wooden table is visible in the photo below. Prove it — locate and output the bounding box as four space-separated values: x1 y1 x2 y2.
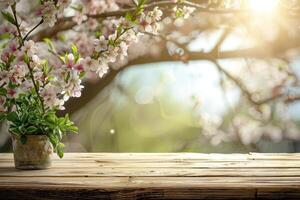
0 153 300 199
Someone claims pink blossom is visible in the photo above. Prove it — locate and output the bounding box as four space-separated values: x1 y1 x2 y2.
63 54 75 69
6 87 19 99
74 58 85 72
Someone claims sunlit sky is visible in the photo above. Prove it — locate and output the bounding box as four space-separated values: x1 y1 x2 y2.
247 0 279 12
101 0 300 124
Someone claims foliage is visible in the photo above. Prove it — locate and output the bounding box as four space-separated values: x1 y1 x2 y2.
4 94 77 158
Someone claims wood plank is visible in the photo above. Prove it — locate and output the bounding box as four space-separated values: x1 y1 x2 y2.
2 177 300 188
2 167 300 177
0 186 256 200
3 152 299 160
2 160 300 169
1 153 300 199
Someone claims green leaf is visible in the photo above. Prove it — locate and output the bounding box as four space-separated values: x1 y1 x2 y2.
27 126 38 133
59 55 65 63
0 33 11 40
58 34 66 42
0 87 7 95
95 31 102 38
43 38 55 51
45 113 56 124
68 125 78 133
71 44 80 62
23 54 30 65
117 25 123 36
125 12 133 22
7 112 18 122
71 44 78 56
56 142 65 158
48 134 59 148
0 114 6 123
20 135 27 145
1 11 16 25
175 8 184 18
79 71 86 79
138 0 146 7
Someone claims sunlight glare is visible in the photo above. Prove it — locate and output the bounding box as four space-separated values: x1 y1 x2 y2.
247 0 279 13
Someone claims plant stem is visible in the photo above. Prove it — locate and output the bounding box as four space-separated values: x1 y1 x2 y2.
27 62 45 113
10 4 45 113
10 4 23 47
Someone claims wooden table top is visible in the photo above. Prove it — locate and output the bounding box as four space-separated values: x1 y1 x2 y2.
1 153 300 199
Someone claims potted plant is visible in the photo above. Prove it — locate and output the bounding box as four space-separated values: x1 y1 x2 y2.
0 0 195 169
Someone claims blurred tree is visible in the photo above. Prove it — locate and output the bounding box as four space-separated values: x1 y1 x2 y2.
2 0 300 152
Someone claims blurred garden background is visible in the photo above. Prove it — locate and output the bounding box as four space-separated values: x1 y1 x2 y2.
1 0 300 153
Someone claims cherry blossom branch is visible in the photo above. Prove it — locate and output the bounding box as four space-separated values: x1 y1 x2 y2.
9 3 45 112
26 61 45 113
30 0 237 41
23 19 44 41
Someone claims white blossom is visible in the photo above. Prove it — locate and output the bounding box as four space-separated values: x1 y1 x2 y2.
173 6 195 19
31 54 44 68
36 1 58 27
21 40 37 56
88 56 109 78
41 84 65 110
94 36 108 52
121 29 139 44
10 63 27 84
150 7 163 21
104 46 118 63
139 7 163 34
64 71 84 98
57 0 71 14
0 71 10 85
83 57 99 71
19 80 33 94
117 42 128 60
96 59 109 78
182 6 195 19
73 12 87 25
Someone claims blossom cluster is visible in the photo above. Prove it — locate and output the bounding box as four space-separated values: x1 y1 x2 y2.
173 6 196 19
0 0 197 115
139 7 163 34
36 0 71 26
0 39 84 110
0 0 176 113
72 0 119 25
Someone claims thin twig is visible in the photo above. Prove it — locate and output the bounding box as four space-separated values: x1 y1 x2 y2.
23 19 44 41
11 4 23 47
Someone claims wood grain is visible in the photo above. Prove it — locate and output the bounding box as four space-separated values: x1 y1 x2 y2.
0 153 300 199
